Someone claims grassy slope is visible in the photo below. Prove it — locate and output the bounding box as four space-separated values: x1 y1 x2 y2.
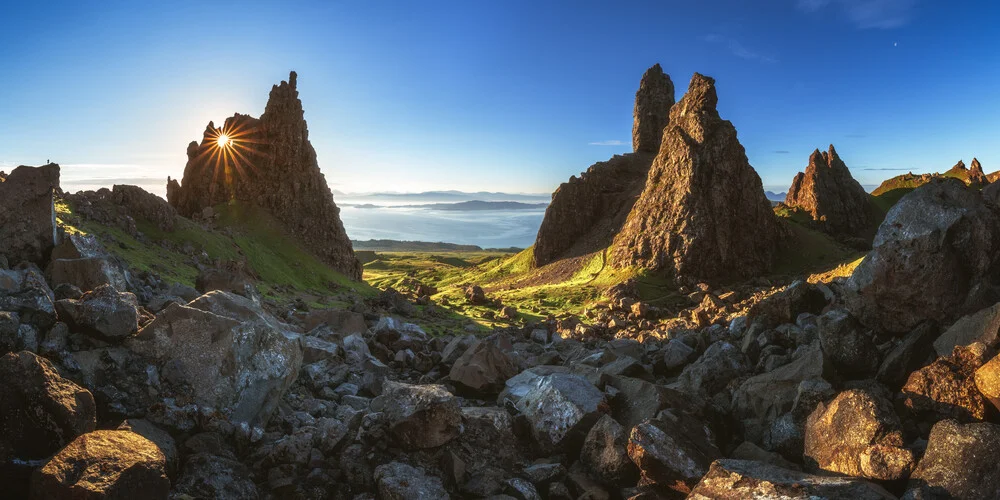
57 200 374 305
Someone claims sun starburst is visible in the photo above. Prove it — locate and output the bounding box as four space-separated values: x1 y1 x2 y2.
189 119 268 194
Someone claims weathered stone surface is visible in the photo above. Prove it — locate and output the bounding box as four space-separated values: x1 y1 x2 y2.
627 411 721 494
380 380 461 449
31 430 169 500
603 375 683 430
55 284 139 340
672 341 748 397
112 184 177 231
688 459 896 499
933 301 1000 357
804 388 913 480
901 342 990 424
374 462 450 500
610 73 782 282
747 280 829 328
449 338 519 393
580 414 638 485
516 373 607 452
117 419 177 476
497 365 570 408
905 419 1000 499
173 453 259 500
845 179 1000 334
49 257 130 294
0 351 96 461
785 145 877 239
732 341 824 420
0 266 57 329
818 309 879 378
632 63 675 153
125 291 302 427
975 352 1000 412
877 322 939 389
166 72 361 280
532 65 670 268
0 164 59 265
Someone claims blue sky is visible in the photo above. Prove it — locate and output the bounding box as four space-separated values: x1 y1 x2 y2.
2 0 998 196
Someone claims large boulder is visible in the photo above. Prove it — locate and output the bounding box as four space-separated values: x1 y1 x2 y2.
732 341 824 421
0 351 96 461
49 257 130 294
516 373 607 452
672 341 749 397
933 301 1000 357
124 291 302 427
379 380 462 450
166 72 362 280
580 414 638 485
0 164 59 265
905 419 1000 498
374 462 450 500
628 411 722 494
817 309 879 378
0 265 57 329
877 321 940 389
804 388 914 480
172 453 259 499
111 184 177 232
55 284 139 340
845 179 1000 334
901 342 990 425
689 459 896 499
30 430 169 500
449 338 519 394
784 145 877 239
610 72 782 282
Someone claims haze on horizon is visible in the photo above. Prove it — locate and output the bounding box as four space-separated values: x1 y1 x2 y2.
2 0 998 197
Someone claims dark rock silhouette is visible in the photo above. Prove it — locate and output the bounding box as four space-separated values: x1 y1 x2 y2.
610 73 782 282
0 164 59 265
166 72 361 280
533 64 673 267
784 145 877 239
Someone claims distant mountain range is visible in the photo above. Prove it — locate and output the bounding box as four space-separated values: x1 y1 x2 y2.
351 239 522 252
342 200 547 211
765 191 787 202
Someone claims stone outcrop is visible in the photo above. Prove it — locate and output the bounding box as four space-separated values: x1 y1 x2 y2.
845 179 1000 334
946 159 988 187
532 64 673 267
784 145 877 239
0 164 59 265
609 73 782 282
166 72 361 280
632 63 675 153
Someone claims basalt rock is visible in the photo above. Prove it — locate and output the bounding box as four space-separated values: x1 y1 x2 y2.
610 73 782 282
166 72 361 280
689 459 896 499
905 419 1000 498
532 64 673 267
784 145 877 239
0 164 59 266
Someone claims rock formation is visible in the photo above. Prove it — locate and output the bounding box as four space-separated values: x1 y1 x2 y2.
874 157 990 196
947 159 988 187
784 145 877 239
610 73 782 282
0 164 59 265
166 72 361 280
532 64 674 267
632 63 674 153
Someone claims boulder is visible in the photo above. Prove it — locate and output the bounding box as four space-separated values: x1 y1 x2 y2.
449 338 519 393
746 280 829 328
172 453 259 500
516 373 607 452
933 301 1000 357
111 184 177 232
0 351 96 461
975 352 1000 412
380 380 462 449
784 145 878 239
845 179 1000 334
117 419 177 476
901 342 990 425
464 285 487 305
49 257 130 294
580 414 638 485
55 284 139 340
817 309 879 378
497 365 570 408
124 291 302 427
689 459 896 499
804 388 914 480
374 462 450 500
627 411 721 494
0 266 57 329
167 72 362 280
672 341 748 397
300 308 366 335
0 164 59 265
603 375 684 430
610 73 782 282
30 430 169 500
905 419 1000 499
877 321 939 389
732 341 824 420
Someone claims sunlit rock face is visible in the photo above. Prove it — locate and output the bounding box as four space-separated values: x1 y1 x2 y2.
785 145 877 240
167 71 361 280
0 164 59 265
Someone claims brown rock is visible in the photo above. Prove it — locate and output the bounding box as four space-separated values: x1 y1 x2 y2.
166 72 361 280
580 414 638 485
901 342 991 425
689 459 896 499
974 352 1000 411
785 145 877 239
0 164 59 265
905 419 1000 498
449 339 520 393
31 430 169 500
632 63 675 153
111 185 177 232
610 73 782 282
627 411 721 494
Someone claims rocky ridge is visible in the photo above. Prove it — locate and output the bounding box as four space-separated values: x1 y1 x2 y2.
784 145 877 241
166 72 361 280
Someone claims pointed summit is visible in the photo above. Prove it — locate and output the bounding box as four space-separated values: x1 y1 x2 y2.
167 71 361 280
632 63 675 153
785 145 877 240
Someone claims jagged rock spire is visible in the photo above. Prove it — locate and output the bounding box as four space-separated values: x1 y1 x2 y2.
785 145 876 240
632 64 675 153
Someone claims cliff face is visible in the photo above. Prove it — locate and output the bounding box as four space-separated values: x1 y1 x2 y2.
784 145 877 239
0 164 60 265
167 72 361 280
532 64 674 267
609 73 782 282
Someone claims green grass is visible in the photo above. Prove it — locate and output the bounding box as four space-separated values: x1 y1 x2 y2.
771 219 863 276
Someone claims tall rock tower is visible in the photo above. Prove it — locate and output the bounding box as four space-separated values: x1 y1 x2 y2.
784 145 877 239
167 72 362 280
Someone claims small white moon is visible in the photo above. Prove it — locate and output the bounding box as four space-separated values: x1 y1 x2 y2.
893 42 898 47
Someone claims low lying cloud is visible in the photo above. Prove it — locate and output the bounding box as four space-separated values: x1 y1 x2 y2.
588 140 627 146
773 150 791 154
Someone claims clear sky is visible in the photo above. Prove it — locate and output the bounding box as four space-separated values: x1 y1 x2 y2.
2 0 998 196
